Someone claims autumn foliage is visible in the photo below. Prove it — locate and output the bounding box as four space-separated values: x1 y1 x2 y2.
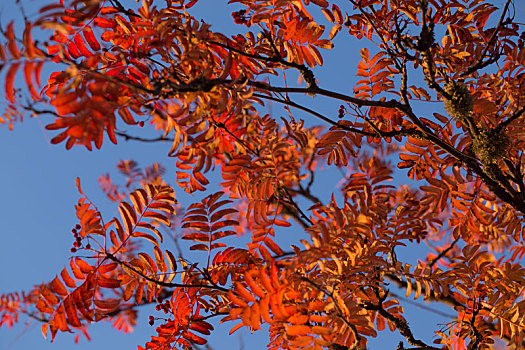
1 0 525 349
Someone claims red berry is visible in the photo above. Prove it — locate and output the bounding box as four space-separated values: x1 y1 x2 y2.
70 248 77 253
155 304 161 311
138 121 145 127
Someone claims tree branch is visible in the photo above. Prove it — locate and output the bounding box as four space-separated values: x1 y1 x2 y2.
115 131 174 143
105 252 229 293
460 0 513 77
252 93 423 139
361 300 441 350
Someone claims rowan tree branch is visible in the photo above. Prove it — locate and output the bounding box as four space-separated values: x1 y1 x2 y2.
460 0 513 77
361 300 441 350
300 277 362 350
105 252 229 292
115 131 174 143
252 92 423 139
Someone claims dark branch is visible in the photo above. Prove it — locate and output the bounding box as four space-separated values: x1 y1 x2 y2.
428 236 460 269
361 300 441 350
115 131 174 143
105 252 229 292
252 93 423 139
495 105 525 133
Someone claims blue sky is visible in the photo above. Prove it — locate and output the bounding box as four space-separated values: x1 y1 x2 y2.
1 0 521 349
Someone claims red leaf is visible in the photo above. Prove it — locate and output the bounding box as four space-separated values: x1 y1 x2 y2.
75 258 94 273
82 26 101 51
60 268 76 288
63 296 82 327
5 63 20 103
51 276 68 296
97 276 121 288
93 17 117 29
73 33 92 57
53 304 70 332
24 61 39 100
6 22 21 59
67 42 82 59
182 330 206 345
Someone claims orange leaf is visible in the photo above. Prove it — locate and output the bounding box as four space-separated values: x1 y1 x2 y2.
75 258 94 273
53 304 70 332
73 33 92 57
286 324 311 336
244 273 266 298
42 323 49 339
99 262 118 274
51 276 68 297
82 26 101 51
6 22 20 59
93 17 117 28
94 298 120 311
67 41 82 59
229 322 244 335
63 296 82 327
60 268 76 289
5 63 20 103
310 0 329 7
97 276 121 288
228 291 248 307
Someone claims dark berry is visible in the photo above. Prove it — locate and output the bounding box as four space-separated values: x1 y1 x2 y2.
138 121 145 127
72 228 77 234
149 315 154 320
85 244 91 250
231 10 248 25
148 320 154 326
155 304 161 311
70 248 77 253
75 224 81 230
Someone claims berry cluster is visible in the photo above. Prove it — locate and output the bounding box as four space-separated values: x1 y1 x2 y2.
338 105 345 118
148 315 155 326
70 224 90 253
155 300 171 314
231 10 248 25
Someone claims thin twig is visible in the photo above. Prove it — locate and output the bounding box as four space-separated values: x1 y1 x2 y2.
428 236 460 269
460 0 513 77
105 252 229 292
115 131 174 142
